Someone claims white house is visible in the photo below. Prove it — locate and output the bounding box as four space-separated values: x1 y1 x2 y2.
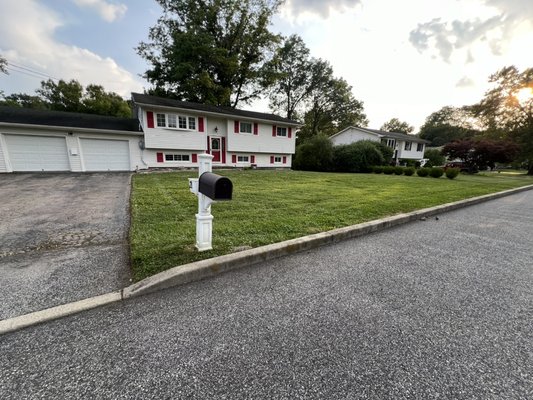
330 126 429 163
0 93 299 173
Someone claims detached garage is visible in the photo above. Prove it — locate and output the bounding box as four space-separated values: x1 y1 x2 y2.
0 107 144 173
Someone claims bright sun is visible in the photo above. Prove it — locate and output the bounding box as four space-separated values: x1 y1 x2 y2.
515 87 533 103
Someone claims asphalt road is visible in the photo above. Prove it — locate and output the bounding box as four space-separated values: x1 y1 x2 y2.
0 173 132 319
1 190 532 399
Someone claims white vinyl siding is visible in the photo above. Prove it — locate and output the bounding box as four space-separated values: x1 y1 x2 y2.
5 135 70 171
80 139 130 171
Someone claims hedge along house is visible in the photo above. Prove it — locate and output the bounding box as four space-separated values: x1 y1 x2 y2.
131 93 299 169
0 106 143 173
330 126 430 164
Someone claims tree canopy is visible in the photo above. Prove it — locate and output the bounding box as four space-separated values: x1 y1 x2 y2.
0 55 7 75
380 118 414 134
418 106 478 146
137 0 282 108
1 79 131 118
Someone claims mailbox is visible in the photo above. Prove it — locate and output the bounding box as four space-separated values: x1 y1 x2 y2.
198 172 233 201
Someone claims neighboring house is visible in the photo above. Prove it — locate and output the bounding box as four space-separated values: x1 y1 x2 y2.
131 93 299 169
0 93 299 173
330 126 430 163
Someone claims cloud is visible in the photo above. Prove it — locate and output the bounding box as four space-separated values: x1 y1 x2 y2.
456 76 475 88
73 0 127 22
0 0 142 97
409 0 533 62
283 0 362 17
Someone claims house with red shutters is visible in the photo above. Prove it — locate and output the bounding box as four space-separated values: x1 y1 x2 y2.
132 93 299 169
0 93 299 173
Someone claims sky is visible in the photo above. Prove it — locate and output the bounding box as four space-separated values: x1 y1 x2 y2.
0 0 532 131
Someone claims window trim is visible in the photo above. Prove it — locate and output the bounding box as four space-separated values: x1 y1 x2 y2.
164 153 191 162
274 156 283 163
156 113 198 131
239 121 253 135
404 141 412 151
276 127 287 137
237 155 250 163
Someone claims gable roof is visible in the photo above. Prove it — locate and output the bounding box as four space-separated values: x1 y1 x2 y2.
331 126 430 144
0 106 142 133
131 93 300 126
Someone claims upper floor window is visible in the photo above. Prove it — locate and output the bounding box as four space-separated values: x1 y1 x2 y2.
404 141 412 151
417 143 424 152
276 127 287 137
156 113 166 127
383 138 395 148
240 122 252 134
156 113 197 131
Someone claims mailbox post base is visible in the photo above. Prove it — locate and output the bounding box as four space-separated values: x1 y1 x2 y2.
195 213 214 251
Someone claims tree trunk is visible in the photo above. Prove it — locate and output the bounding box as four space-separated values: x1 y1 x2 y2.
528 162 533 175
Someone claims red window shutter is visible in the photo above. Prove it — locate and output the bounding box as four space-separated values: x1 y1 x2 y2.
270 155 274 164
251 155 255 164
288 127 292 138
253 123 258 135
221 138 226 164
147 112 154 128
272 125 276 137
198 117 204 132
207 136 210 153
234 120 239 133
192 154 198 163
232 154 237 163
156 152 163 163
283 156 287 164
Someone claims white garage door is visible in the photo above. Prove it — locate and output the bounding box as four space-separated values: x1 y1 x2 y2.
5 135 70 172
80 139 130 171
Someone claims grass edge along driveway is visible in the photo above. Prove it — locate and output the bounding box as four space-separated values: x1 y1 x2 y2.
130 170 533 281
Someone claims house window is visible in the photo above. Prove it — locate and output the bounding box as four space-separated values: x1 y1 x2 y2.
386 139 395 148
276 127 287 137
156 113 166 127
167 114 177 128
404 141 412 151
237 155 250 163
417 143 424 152
178 116 187 129
274 156 282 163
165 154 190 162
188 117 196 130
240 122 252 134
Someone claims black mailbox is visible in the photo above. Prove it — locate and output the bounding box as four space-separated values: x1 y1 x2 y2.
198 172 233 201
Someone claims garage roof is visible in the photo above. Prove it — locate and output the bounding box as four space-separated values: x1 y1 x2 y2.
131 93 300 126
0 106 142 132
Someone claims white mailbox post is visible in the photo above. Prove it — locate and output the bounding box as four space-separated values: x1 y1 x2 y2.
188 154 233 251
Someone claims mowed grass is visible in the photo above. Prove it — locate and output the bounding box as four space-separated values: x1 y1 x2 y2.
130 170 533 281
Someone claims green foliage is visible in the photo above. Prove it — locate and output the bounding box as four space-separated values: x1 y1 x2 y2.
137 0 282 107
292 134 334 171
0 54 7 74
394 166 404 175
0 93 47 109
423 148 446 168
380 117 414 134
445 168 460 179
419 106 478 146
442 139 519 172
333 141 384 173
373 166 383 174
417 168 430 177
404 167 415 176
383 166 395 175
371 141 394 161
429 167 444 178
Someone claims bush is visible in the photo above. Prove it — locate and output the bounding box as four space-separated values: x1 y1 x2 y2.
400 159 417 167
292 134 334 171
424 148 446 168
417 167 430 177
373 166 383 174
394 166 404 175
370 141 394 161
404 167 415 176
383 166 395 175
429 167 444 178
445 167 460 179
333 141 385 173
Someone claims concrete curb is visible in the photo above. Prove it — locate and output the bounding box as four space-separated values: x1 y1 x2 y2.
2 183 533 335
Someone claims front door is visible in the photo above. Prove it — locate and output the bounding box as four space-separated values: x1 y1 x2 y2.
210 137 221 162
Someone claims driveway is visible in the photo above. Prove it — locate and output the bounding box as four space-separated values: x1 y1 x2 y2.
0 173 132 319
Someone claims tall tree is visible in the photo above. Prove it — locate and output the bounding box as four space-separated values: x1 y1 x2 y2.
418 106 478 146
0 93 47 109
266 34 313 120
137 0 282 108
380 118 414 134
83 84 131 117
471 66 533 174
37 79 84 112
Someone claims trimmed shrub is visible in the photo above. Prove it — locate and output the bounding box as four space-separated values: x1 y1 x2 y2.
292 134 334 171
445 167 460 179
333 141 385 173
394 166 404 175
373 166 383 174
404 167 415 176
417 167 430 177
429 167 444 178
383 166 395 175
424 148 446 168
370 141 394 161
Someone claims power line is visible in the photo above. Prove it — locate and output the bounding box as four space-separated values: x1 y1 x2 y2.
5 65 51 81
4 60 59 82
8 62 59 81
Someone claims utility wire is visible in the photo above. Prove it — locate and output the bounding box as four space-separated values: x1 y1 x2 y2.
5 60 59 82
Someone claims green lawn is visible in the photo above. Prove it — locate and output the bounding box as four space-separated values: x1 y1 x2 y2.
130 170 533 281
